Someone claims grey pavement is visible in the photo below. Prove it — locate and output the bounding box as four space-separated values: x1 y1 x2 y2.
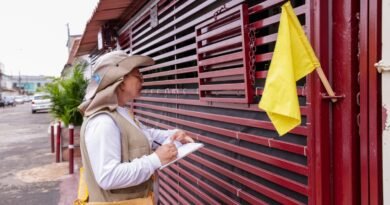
0 103 77 205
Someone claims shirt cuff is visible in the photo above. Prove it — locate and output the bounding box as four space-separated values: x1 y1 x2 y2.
148 152 162 170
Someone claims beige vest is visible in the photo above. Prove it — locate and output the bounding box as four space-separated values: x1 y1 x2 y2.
80 110 153 202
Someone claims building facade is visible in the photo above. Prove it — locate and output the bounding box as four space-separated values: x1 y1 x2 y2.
75 0 386 204
0 74 52 95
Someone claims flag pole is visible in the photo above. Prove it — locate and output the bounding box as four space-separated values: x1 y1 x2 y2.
315 66 337 102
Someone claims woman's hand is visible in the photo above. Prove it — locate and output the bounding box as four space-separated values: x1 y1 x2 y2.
171 129 194 144
155 143 177 165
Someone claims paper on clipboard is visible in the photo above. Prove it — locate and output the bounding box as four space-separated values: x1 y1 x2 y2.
159 138 204 170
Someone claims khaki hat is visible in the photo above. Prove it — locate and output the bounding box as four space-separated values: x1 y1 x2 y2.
85 50 154 100
78 50 154 116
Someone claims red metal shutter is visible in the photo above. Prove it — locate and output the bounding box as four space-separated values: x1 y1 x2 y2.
117 0 313 204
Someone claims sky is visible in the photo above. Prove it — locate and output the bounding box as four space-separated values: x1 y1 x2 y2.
0 0 99 77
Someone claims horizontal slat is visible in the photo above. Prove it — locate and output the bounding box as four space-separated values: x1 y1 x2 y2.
134 103 306 155
198 67 244 78
199 83 245 91
198 52 242 66
187 154 303 204
136 96 309 115
179 159 270 205
197 36 242 54
132 0 197 43
132 0 244 54
141 88 198 95
135 101 308 135
159 184 178 204
142 66 197 79
170 164 239 205
133 0 215 48
159 179 190 204
196 19 241 42
250 5 307 30
160 169 217 204
249 0 286 15
199 148 308 195
256 86 308 96
256 33 278 46
196 2 243 29
199 97 249 103
140 55 196 72
159 172 198 204
255 52 273 63
143 78 198 86
143 33 195 56
159 194 169 205
153 44 196 61
135 113 308 175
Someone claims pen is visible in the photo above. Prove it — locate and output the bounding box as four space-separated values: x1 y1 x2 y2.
153 141 162 146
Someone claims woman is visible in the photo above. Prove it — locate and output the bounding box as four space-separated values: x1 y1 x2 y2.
78 50 193 204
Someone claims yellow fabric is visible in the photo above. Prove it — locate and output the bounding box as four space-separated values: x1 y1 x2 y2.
258 1 321 136
86 192 154 205
73 166 154 205
74 167 89 205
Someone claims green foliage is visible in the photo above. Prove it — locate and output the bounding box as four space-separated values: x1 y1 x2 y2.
43 63 88 126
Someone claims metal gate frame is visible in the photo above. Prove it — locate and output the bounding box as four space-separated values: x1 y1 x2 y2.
359 0 383 204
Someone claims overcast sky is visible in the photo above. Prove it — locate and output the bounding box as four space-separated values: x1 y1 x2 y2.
0 0 99 77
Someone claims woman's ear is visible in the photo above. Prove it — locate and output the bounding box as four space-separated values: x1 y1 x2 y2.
119 82 126 91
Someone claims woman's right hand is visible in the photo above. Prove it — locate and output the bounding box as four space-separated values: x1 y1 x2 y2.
155 143 178 165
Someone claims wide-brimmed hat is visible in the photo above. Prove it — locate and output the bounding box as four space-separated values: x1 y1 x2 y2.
78 50 154 116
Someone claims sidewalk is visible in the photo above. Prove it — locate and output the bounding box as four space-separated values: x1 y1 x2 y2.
58 158 82 205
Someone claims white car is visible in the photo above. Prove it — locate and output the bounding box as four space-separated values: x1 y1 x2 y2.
31 93 52 113
14 96 25 104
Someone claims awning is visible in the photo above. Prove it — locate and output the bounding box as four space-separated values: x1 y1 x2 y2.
76 0 147 56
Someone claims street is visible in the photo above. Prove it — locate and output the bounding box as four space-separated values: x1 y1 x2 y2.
0 103 65 204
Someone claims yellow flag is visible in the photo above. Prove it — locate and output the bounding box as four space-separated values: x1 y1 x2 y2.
258 1 321 136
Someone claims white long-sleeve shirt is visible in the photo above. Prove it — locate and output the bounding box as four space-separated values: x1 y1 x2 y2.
85 106 177 190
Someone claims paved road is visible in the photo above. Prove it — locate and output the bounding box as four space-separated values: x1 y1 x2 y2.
0 103 61 204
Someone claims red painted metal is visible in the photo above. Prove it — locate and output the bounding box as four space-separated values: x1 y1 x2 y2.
134 103 308 135
142 78 197 86
50 123 54 153
332 0 360 204
159 171 205 205
131 0 244 54
367 0 383 203
135 108 306 155
308 0 332 204
69 125 74 174
159 179 189 204
359 0 370 203
142 67 197 79
161 168 219 204
199 148 308 195
188 154 302 204
144 112 304 155
195 4 254 104
137 96 308 115
56 121 61 163
180 159 273 204
171 164 240 205
136 114 308 176
140 55 196 72
250 5 306 30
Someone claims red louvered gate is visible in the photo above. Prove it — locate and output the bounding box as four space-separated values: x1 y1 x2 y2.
115 0 323 204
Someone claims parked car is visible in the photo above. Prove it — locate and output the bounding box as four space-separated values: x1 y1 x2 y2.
14 96 24 104
31 93 52 113
0 98 4 107
3 96 16 106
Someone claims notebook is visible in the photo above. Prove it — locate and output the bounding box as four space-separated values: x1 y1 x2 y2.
159 138 204 170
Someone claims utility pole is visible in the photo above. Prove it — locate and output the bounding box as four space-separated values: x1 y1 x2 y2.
0 62 4 93
18 71 22 94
